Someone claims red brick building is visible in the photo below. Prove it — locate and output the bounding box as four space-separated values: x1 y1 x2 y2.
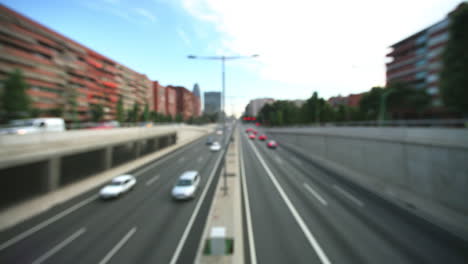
165 86 177 118
328 93 363 108
0 5 153 122
172 86 194 120
386 7 455 107
152 81 166 115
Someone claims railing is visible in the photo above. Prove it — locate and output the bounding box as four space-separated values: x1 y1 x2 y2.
257 119 468 128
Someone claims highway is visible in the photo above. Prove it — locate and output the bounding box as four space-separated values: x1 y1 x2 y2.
0 133 225 264
240 124 468 264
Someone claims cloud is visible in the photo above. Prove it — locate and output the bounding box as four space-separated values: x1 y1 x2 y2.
181 0 462 98
177 28 192 47
133 8 157 23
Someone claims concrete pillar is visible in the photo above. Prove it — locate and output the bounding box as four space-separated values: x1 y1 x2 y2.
134 141 142 158
101 146 113 170
46 157 61 191
153 137 160 151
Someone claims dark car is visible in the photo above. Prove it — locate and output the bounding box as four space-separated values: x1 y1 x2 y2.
206 137 214 145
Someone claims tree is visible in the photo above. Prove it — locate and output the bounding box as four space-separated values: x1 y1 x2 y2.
359 87 385 120
386 82 431 119
175 113 183 123
166 114 173 123
440 3 468 115
1 69 31 121
125 109 133 123
131 102 140 123
116 96 125 123
142 103 149 122
90 104 104 122
64 88 79 124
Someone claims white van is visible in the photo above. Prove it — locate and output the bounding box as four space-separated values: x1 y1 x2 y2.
0 118 65 135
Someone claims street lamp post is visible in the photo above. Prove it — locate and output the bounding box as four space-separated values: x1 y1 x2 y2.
188 54 258 195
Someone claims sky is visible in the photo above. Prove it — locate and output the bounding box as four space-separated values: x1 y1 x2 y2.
1 0 464 116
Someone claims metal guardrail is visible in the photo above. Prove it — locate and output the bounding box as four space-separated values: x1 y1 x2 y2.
258 119 468 128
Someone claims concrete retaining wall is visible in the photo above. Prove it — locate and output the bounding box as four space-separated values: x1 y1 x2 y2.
267 127 468 225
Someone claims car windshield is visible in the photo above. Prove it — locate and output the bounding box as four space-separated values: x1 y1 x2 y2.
8 120 34 127
109 181 124 186
177 179 193 186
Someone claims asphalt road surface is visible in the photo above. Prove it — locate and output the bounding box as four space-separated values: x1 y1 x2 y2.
240 124 468 264
0 133 226 264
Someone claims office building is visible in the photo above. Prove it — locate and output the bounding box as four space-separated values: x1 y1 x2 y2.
204 91 221 114
245 98 274 117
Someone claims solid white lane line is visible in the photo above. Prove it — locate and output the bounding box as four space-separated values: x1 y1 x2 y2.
0 195 97 251
98 227 137 264
333 185 364 207
32 228 86 264
240 136 258 264
145 175 160 186
169 149 225 264
247 140 331 264
304 183 328 206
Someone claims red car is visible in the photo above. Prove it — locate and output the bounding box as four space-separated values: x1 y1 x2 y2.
258 134 267 141
248 134 256 140
267 140 278 149
246 128 254 133
252 130 258 135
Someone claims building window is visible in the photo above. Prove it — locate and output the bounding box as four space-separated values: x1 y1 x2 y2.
427 86 439 95
415 71 427 79
432 98 443 107
427 73 439 83
428 47 444 58
428 32 449 46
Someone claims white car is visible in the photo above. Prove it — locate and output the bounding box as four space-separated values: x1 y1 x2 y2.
210 142 221 151
0 118 65 135
99 175 136 199
171 171 200 200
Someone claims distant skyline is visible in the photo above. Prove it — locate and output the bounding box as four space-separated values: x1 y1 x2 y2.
1 0 464 116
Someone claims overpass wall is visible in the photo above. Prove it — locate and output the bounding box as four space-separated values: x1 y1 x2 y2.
267 127 468 226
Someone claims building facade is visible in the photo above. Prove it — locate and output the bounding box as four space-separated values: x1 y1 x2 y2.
152 81 166 115
0 5 153 122
165 86 177 118
172 86 193 120
245 98 274 117
386 11 451 107
204 91 221 114
328 93 363 108
192 83 201 117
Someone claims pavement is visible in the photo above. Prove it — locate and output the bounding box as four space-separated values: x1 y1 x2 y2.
196 125 244 264
239 124 468 264
0 126 213 231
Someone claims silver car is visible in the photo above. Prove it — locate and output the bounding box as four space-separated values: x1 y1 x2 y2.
99 175 136 199
171 171 200 200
